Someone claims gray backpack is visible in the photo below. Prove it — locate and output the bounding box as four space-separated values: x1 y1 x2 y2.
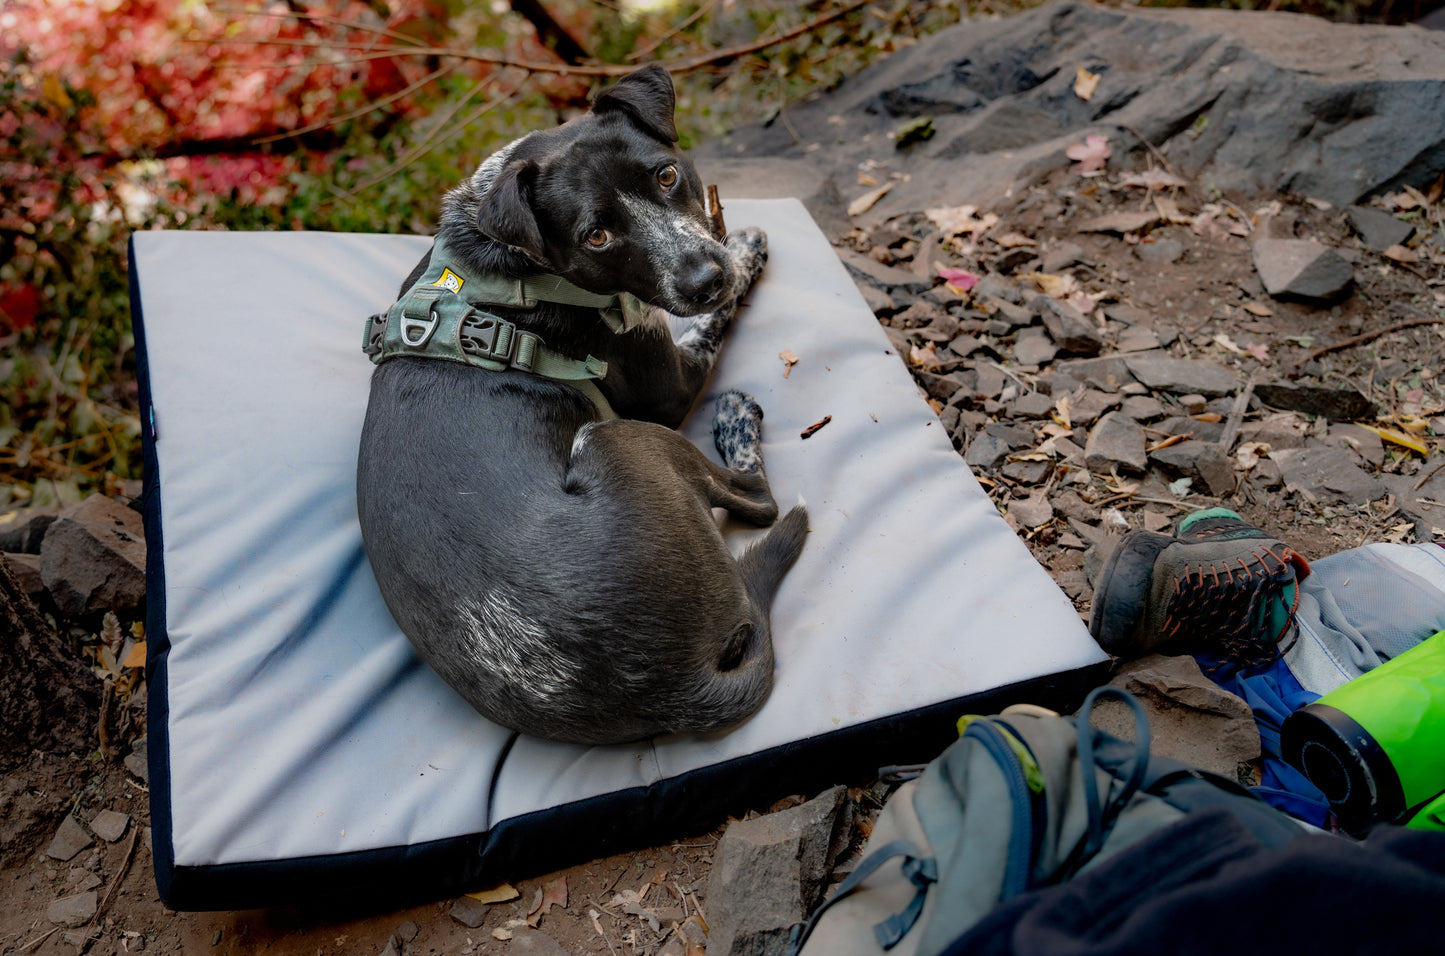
788 687 1301 956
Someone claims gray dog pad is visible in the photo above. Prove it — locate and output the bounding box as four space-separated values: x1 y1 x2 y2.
129 199 1107 910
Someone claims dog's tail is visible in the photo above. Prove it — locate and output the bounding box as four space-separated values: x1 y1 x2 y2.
684 505 809 734
738 503 809 618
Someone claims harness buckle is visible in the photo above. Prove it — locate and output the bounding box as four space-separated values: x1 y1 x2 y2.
459 310 517 364
400 290 444 348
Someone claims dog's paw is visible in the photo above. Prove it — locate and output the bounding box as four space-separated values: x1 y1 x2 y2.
713 389 765 474
724 227 768 291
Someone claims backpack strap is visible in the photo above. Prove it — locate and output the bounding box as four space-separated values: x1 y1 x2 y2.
1075 686 1153 862
786 839 938 956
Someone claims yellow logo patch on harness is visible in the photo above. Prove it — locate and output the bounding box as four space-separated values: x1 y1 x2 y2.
432 269 464 294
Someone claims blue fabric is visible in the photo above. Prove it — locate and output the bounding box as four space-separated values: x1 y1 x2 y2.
1196 653 1331 827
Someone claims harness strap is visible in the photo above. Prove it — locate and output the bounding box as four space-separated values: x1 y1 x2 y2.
363 235 650 420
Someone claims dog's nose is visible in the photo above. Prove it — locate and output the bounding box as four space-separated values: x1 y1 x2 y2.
679 259 726 305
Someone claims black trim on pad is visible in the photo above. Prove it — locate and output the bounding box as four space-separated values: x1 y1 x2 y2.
151 663 1107 911
128 235 180 907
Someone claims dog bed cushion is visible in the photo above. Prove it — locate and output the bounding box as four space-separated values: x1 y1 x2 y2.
129 199 1108 910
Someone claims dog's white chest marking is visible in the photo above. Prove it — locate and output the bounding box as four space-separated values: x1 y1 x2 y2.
459 590 579 697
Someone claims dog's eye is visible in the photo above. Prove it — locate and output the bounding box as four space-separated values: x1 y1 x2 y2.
657 165 678 189
585 228 613 248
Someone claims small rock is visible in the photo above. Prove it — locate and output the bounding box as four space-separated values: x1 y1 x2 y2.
1014 327 1059 366
990 299 1036 329
1052 489 1102 524
973 364 1008 400
1254 382 1376 421
449 897 489 928
45 814 93 863
508 929 569 956
985 422 1035 450
965 434 1011 471
1003 459 1053 483
1149 440 1236 497
379 937 403 956
1270 446 1383 505
1053 355 1141 391
1119 395 1165 421
39 494 146 620
1041 241 1086 273
47 890 98 928
1085 413 1148 474
1008 493 1054 530
1141 510 1172 533
837 249 935 294
1328 423 1385 468
858 284 896 316
1093 655 1260 775
1 552 47 608
1133 238 1184 264
1053 569 1090 601
1345 205 1415 251
1114 326 1162 353
124 737 149 784
914 369 973 403
1177 394 1209 415
706 786 850 956
0 505 60 554
89 810 129 843
1009 391 1055 419
1251 238 1354 300
974 274 1024 305
1035 296 1105 356
1067 389 1123 426
1123 356 1240 398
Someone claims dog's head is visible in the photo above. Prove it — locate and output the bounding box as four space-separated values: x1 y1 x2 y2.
450 66 733 317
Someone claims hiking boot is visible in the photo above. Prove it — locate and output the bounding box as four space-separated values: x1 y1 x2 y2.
1088 507 1311 666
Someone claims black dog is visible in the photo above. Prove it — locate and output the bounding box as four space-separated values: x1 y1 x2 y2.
357 66 807 745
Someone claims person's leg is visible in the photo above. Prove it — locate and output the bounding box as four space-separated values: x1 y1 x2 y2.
1286 542 1445 695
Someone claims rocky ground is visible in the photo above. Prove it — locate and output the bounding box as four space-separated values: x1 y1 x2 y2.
6 4 1445 955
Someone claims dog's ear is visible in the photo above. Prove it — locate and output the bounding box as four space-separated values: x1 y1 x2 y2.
592 65 678 144
476 158 548 264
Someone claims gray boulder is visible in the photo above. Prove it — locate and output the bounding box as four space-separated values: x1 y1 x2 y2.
1252 239 1354 300
39 495 146 619
696 3 1445 219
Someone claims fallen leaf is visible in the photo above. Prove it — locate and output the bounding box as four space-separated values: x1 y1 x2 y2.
1052 395 1073 429
589 909 606 937
910 343 943 371
994 232 1037 248
848 183 893 217
1020 271 1078 299
925 205 998 238
1212 333 1244 355
526 876 568 927
1066 291 1098 316
1153 196 1193 224
1243 302 1274 317
468 883 520 904
1073 65 1100 101
1119 168 1189 191
779 349 799 377
1192 413 1222 423
1147 434 1189 453
937 265 979 293
1075 210 1158 234
1065 133 1111 175
492 928 513 941
121 640 147 669
1360 424 1429 456
1384 244 1419 263
1169 476 1194 496
1246 342 1270 362
1236 441 1270 470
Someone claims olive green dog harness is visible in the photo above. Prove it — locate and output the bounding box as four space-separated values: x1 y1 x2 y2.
363 236 651 418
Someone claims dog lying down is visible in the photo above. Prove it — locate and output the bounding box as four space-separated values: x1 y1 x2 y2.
357 66 808 745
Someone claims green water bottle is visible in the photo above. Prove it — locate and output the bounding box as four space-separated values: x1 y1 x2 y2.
1281 629 1445 834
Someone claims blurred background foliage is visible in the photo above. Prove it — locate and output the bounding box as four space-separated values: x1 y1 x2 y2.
1 0 1438 508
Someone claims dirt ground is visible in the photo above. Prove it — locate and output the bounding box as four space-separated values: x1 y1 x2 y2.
5 154 1443 956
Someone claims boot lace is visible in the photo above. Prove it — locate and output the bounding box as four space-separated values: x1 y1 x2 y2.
1160 545 1307 670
